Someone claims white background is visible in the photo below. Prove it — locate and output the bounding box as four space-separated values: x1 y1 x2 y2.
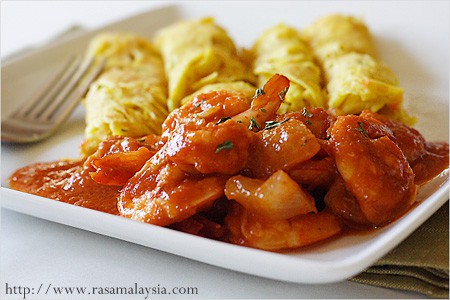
1 1 448 299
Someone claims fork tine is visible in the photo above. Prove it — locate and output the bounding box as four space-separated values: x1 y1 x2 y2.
13 56 80 119
1 56 105 143
51 58 106 124
38 56 95 120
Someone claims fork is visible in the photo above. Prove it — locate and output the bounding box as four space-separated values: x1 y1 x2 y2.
1 56 105 143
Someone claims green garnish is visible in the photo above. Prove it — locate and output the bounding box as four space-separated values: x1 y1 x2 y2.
264 118 291 130
305 120 313 125
195 99 206 108
355 121 369 138
279 87 288 101
249 117 261 131
260 108 267 113
253 87 266 99
301 107 313 118
216 117 231 125
215 140 234 153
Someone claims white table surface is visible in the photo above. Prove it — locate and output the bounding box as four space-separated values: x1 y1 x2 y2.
1 1 443 299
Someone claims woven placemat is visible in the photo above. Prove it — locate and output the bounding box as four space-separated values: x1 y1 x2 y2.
351 201 449 298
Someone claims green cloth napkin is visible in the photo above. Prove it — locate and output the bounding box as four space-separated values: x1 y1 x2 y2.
351 201 449 298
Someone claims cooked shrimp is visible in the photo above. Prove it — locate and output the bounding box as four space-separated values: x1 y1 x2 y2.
324 176 372 225
329 114 417 225
119 158 227 226
410 142 449 185
85 135 164 186
161 90 252 139
232 74 290 129
162 73 289 138
360 110 426 162
225 170 317 220
86 135 164 186
288 156 337 190
225 168 340 250
165 120 254 174
244 118 321 178
275 107 335 139
226 203 342 251
118 74 289 226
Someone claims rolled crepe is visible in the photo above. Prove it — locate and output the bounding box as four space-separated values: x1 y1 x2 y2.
302 14 377 64
252 24 326 113
81 33 168 156
304 14 414 124
154 17 255 111
325 53 404 115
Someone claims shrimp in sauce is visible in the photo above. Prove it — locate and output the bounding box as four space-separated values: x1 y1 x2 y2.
9 73 449 252
118 74 290 226
327 114 417 225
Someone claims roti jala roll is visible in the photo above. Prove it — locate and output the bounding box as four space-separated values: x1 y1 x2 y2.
252 24 326 113
81 33 168 156
324 52 414 123
302 14 377 64
304 14 414 124
154 17 255 112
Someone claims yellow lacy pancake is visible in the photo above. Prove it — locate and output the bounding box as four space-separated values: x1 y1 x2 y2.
302 14 377 63
303 14 415 124
81 33 168 156
252 24 326 113
325 53 404 114
154 17 255 111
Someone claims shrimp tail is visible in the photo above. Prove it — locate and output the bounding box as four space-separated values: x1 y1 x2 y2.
233 74 290 129
253 73 290 109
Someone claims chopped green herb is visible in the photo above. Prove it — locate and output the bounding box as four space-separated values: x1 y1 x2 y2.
249 117 261 131
355 121 369 138
305 120 313 125
279 87 288 101
121 128 128 132
216 117 231 125
301 107 313 118
260 108 267 113
215 140 234 153
137 137 146 143
264 118 291 130
195 99 206 108
253 87 266 99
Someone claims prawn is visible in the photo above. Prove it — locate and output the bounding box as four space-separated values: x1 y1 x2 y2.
226 203 342 251
224 169 341 250
328 114 417 225
244 118 321 178
360 110 426 162
225 170 317 220
86 135 164 186
118 74 290 226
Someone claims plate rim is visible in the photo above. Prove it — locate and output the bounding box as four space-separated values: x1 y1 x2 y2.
1 178 448 284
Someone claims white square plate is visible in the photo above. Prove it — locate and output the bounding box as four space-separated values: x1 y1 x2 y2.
1 2 449 284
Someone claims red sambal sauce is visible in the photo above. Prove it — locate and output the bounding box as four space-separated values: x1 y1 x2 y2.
9 160 121 215
8 140 448 221
7 117 449 246
411 142 449 186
